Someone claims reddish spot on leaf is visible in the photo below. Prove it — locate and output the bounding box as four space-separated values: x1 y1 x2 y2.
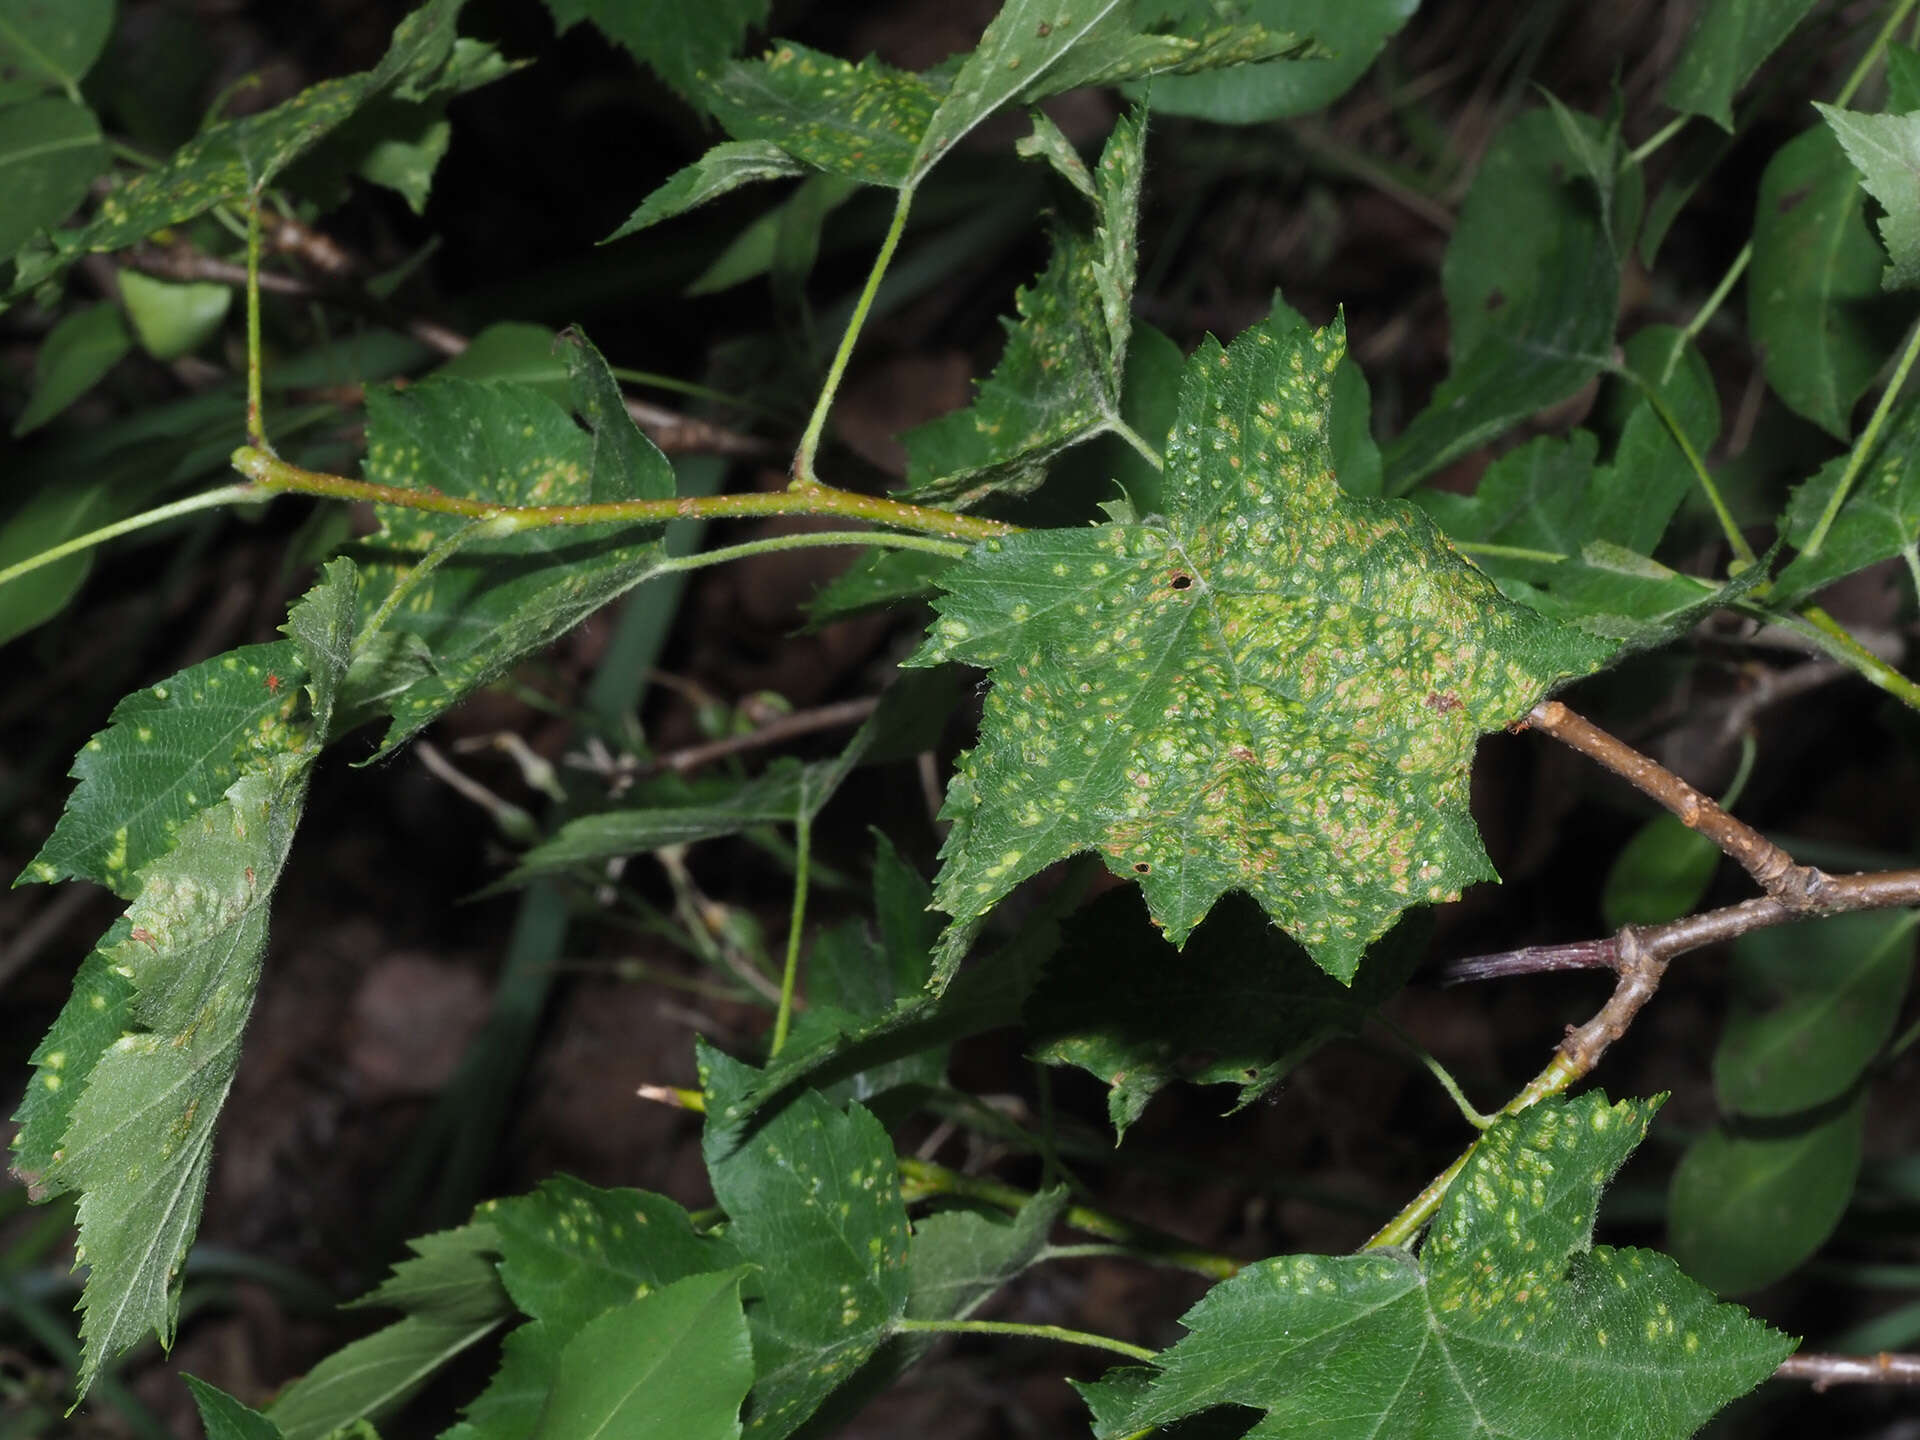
1777 184 1812 215
1484 288 1507 313
1425 692 1464 714
129 927 157 949
264 673 283 693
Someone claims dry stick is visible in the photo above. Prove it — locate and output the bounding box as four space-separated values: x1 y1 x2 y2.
648 696 881 777
123 245 772 460
1776 1352 1920 1389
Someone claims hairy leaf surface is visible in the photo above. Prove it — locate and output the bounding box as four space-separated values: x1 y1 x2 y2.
186 1377 286 1440
355 333 675 755
1103 1094 1793 1439
902 108 1143 504
1817 103 1920 291
913 313 1606 984
542 0 767 104
700 1045 912 1438
22 642 307 895
46 565 353 1394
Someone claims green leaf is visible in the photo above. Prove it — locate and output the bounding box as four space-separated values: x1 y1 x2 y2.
11 300 130 435
538 1270 754 1440
1142 0 1417 124
790 1188 1068 1438
1774 394 1920 605
8 0 468 294
117 269 231 361
186 1377 286 1440
1890 41 1920 113
1383 107 1619 492
901 107 1144 505
1666 0 1821 132
699 1045 912 1439
434 321 571 405
21 640 307 895
607 140 806 241
702 43 941 189
1027 890 1423 1135
22 638 313 895
354 353 674 756
1016 9 1319 103
1750 125 1903 438
1668 1094 1867 1296
9 933 134 1195
0 0 115 103
51 565 354 1395
1715 911 1917 1117
0 476 111 644
804 547 953 625
1110 1094 1793 1439
267 1221 511 1440
543 0 768 104
908 0 1123 187
0 96 106 256
1816 102 1920 291
911 313 1608 985
451 1180 742 1439
1600 815 1720 929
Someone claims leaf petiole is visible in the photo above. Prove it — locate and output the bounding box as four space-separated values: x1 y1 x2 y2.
893 1317 1155 1362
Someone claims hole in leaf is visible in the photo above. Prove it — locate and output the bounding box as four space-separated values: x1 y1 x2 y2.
1133 861 1151 874
1168 573 1193 591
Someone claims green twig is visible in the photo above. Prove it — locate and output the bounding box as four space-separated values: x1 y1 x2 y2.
1665 242 1749 385
893 1317 1156 1362
1612 361 1757 569
246 195 267 448
1110 417 1166 472
1453 539 1566 564
1803 319 1920 558
0 483 265 591
1837 0 1920 107
1768 604 1920 713
768 801 813 1059
355 517 511 649
231 446 1010 544
1626 114 1688 167
1375 1015 1494 1130
793 185 915 487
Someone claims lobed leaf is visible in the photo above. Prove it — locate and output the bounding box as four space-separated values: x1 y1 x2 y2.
1750 125 1901 439
354 331 675 756
1013 6 1319 107
902 107 1145 505
45 564 355 1394
700 1044 912 1438
1668 1095 1867 1297
1816 102 1920 291
1667 0 1822 132
1774 394 1920 606
1715 911 1917 1118
912 312 1608 985
1026 890 1424 1135
1102 1094 1793 1439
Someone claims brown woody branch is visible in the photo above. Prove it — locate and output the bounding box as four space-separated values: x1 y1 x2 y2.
648 697 880 777
121 243 774 460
